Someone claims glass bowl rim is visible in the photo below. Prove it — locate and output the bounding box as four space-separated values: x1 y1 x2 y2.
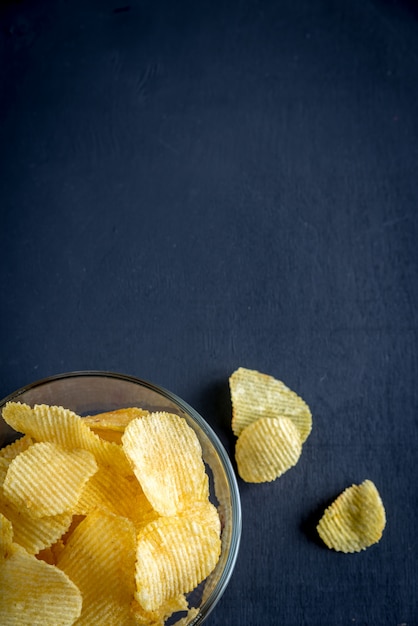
0 370 242 625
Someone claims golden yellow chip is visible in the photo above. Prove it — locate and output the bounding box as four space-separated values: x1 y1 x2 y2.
235 416 302 483
3 441 98 517
83 407 150 443
2 402 132 475
1 512 82 625
316 479 386 553
1 447 74 555
122 412 208 516
229 367 312 442
57 509 138 625
135 516 221 613
0 492 73 555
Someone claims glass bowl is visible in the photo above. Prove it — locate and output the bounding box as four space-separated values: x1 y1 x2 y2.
0 371 241 625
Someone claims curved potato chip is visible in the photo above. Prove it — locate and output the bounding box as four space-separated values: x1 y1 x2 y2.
57 509 137 625
1 537 82 625
83 407 150 443
235 416 302 483
2 402 132 475
229 367 312 442
3 441 97 517
122 412 208 516
0 492 73 555
316 479 386 553
135 516 221 613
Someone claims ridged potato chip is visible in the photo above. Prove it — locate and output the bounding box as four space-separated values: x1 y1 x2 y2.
122 412 208 516
135 516 221 613
316 479 386 553
235 416 302 483
0 512 82 625
83 407 150 443
0 493 73 555
2 402 132 475
229 367 312 442
57 509 138 625
3 441 97 517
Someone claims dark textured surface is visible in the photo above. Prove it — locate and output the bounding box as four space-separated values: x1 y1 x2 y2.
1 1 417 624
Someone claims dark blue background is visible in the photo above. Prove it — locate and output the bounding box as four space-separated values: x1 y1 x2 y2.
1 1 417 624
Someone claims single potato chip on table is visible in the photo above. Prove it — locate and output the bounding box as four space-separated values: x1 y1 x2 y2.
316 479 386 553
235 416 302 483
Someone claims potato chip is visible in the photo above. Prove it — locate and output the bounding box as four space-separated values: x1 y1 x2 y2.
229 367 312 442
3 441 97 517
235 416 302 483
0 512 82 625
2 402 132 475
0 493 73 555
84 407 149 443
316 479 386 553
135 516 221 613
1 447 74 556
122 412 208 516
57 509 138 625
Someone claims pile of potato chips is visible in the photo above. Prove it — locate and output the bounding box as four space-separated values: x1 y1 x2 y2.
229 367 386 553
0 403 222 625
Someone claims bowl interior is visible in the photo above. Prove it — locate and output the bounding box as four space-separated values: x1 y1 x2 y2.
0 371 241 625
